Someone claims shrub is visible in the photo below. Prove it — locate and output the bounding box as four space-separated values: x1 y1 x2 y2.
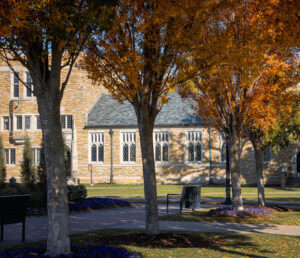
208 207 272 217
67 184 87 202
20 136 36 189
0 135 6 187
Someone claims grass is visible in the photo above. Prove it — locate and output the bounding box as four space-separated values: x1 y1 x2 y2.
160 209 300 226
2 229 300 257
85 184 300 202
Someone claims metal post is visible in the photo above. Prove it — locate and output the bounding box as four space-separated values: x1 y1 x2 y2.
109 129 114 184
208 129 213 184
224 140 232 205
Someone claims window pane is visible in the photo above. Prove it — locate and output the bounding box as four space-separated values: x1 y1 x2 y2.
98 144 104 162
3 117 9 130
36 116 41 129
25 116 31 129
17 116 22 130
195 143 202 161
10 149 16 164
162 143 168 161
188 143 194 161
130 144 136 161
123 144 129 161
5 149 9 164
13 73 19 98
91 145 97 162
155 143 161 161
67 115 73 129
60 116 66 129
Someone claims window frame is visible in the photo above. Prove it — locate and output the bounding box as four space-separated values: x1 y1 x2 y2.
88 131 105 164
33 148 41 165
4 148 16 165
153 130 170 163
186 129 203 164
2 116 10 131
120 130 136 163
11 72 20 99
23 71 35 98
60 115 73 130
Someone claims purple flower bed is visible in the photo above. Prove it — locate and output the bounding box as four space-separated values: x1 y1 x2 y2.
69 197 131 212
0 244 139 257
28 197 131 216
208 207 272 217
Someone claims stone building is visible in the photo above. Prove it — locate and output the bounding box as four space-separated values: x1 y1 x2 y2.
0 62 299 185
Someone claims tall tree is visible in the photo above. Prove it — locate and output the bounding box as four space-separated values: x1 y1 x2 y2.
243 51 299 206
84 0 221 234
0 0 115 255
0 135 6 187
182 0 292 210
21 136 36 189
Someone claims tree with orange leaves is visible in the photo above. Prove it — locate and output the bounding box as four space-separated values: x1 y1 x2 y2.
243 51 299 206
0 0 115 255
83 0 223 234
184 0 299 210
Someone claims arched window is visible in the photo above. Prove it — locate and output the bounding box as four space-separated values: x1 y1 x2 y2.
154 131 169 162
155 143 161 161
123 143 129 161
162 143 168 161
188 143 194 161
195 143 202 161
187 131 202 162
130 143 136 162
98 144 104 162
91 144 97 162
89 132 104 162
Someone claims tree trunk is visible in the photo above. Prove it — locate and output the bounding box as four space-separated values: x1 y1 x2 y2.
229 131 244 210
136 107 160 235
254 146 265 206
37 97 70 255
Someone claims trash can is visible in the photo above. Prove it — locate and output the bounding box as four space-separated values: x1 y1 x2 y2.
181 186 201 210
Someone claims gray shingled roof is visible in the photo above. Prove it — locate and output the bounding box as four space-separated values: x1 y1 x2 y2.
85 93 203 128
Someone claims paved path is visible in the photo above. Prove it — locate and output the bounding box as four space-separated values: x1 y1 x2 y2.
1 203 300 249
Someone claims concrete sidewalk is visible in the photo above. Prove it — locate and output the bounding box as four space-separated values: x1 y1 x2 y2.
0 203 299 249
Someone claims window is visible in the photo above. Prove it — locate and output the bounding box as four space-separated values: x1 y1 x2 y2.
25 116 31 130
16 115 22 130
5 148 16 165
36 116 41 129
13 72 19 98
33 148 41 165
25 72 34 97
90 132 104 162
3 116 9 131
121 132 136 162
186 131 202 162
263 145 272 162
61 115 73 129
154 131 169 162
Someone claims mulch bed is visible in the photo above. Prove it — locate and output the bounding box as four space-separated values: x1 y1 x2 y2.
97 232 220 248
244 205 295 212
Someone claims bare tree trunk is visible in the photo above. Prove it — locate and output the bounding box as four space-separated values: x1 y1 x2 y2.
136 106 160 235
254 145 265 206
244 126 265 207
229 131 244 210
37 95 70 256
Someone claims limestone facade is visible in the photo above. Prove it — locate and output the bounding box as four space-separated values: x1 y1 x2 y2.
0 61 299 185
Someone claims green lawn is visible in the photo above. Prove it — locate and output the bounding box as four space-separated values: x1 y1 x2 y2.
3 229 300 257
85 184 300 202
160 209 300 226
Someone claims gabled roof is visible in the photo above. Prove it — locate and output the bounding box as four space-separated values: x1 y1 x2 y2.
85 93 203 128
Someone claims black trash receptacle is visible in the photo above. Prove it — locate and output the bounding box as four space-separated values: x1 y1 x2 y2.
181 186 201 210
